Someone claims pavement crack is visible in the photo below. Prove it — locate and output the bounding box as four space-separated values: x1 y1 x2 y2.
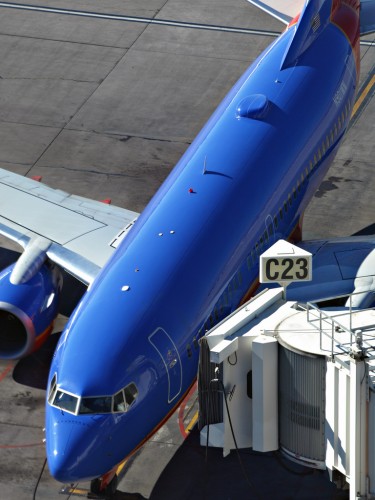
2 76 98 84
0 420 42 430
37 164 143 179
80 128 191 146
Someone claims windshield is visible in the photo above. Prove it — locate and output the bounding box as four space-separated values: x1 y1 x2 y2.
48 379 139 416
79 397 112 414
53 390 79 414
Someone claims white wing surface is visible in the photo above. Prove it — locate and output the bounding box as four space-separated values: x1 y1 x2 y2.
0 169 139 284
246 0 305 24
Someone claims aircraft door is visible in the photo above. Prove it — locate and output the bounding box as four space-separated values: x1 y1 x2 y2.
149 328 182 403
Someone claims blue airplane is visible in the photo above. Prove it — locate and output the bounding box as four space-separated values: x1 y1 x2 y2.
0 0 373 495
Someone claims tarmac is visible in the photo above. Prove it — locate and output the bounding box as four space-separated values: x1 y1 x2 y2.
0 0 374 498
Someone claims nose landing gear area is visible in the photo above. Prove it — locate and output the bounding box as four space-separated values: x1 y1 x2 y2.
58 387 199 499
60 474 118 499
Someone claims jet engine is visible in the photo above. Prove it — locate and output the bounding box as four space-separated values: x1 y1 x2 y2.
0 238 62 359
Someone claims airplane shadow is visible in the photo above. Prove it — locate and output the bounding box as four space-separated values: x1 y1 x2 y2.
11 269 86 390
112 493 147 499
13 332 62 389
145 428 346 500
352 223 375 236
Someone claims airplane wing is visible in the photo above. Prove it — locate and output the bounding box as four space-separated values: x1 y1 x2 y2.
246 0 305 25
361 0 375 34
247 0 375 34
0 168 139 285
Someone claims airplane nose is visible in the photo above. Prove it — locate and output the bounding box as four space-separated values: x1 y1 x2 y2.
45 407 116 482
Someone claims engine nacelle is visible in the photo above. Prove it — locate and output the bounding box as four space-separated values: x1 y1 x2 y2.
0 262 62 359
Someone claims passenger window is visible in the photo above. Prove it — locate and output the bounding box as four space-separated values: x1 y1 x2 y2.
247 255 252 270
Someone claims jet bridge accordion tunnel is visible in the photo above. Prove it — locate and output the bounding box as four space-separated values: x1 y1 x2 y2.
198 335 326 468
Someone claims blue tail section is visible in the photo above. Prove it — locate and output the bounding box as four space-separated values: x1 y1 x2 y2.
281 0 331 69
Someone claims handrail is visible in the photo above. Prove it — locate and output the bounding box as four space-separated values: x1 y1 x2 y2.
306 291 375 361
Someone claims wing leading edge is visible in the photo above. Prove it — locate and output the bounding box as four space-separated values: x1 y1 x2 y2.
0 169 139 284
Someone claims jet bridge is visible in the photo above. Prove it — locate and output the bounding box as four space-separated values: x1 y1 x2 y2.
198 287 375 499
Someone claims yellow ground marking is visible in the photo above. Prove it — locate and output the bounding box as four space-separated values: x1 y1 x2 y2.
185 410 199 433
352 74 375 118
60 485 88 496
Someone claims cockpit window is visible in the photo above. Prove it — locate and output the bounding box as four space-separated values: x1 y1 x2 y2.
53 390 79 414
125 383 138 406
48 374 57 404
49 379 139 415
113 390 127 412
114 383 139 412
79 397 112 415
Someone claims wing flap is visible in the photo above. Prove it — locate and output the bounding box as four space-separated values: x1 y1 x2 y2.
0 169 139 283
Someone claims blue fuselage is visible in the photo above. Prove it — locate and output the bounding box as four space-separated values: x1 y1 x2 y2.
46 2 359 482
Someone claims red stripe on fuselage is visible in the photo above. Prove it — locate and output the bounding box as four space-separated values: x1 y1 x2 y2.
105 378 198 477
331 0 360 76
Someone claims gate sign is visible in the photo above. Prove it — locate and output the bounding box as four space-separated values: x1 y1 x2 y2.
260 240 312 287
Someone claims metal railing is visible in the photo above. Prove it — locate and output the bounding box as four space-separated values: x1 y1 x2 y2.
305 291 375 363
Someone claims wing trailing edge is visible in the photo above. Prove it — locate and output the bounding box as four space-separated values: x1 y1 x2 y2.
361 0 375 34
